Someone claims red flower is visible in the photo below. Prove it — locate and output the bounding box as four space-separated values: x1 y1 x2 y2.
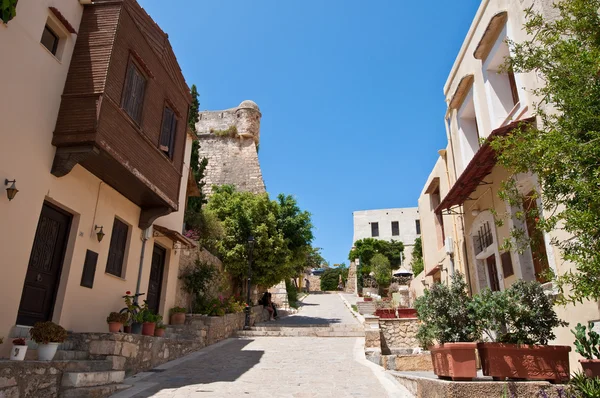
535 217 540 223
126 291 131 295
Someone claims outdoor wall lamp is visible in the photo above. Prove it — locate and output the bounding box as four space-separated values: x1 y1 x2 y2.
5 179 18 201
95 225 105 242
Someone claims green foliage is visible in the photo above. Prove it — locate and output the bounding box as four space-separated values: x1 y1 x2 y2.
211 125 238 137
207 185 313 289
410 237 424 276
194 295 245 316
181 259 217 304
349 238 404 275
489 0 600 303
305 247 326 269
30 322 67 344
414 273 480 348
1 0 17 24
372 253 391 288
169 306 187 315
188 84 200 132
569 372 600 398
351 304 358 313
472 280 567 345
106 312 128 324
320 267 343 291
285 278 298 307
572 322 600 360
184 208 224 252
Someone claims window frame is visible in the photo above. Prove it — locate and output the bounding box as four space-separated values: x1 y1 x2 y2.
105 218 129 278
159 105 178 159
415 219 421 235
371 222 379 237
121 60 148 126
41 25 59 56
391 221 399 236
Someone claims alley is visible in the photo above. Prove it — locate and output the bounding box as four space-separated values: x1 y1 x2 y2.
112 294 409 398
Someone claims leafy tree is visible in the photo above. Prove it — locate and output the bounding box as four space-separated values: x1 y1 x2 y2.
372 253 391 288
490 0 600 302
305 247 326 269
410 237 424 276
348 238 404 274
1 0 17 24
188 84 200 132
207 185 313 289
320 268 343 291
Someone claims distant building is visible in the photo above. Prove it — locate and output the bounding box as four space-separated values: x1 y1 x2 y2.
352 208 420 267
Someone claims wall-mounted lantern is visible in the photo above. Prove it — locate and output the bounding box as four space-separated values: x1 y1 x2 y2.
5 179 18 201
95 225 105 242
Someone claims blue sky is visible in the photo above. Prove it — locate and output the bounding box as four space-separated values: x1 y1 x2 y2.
138 0 481 266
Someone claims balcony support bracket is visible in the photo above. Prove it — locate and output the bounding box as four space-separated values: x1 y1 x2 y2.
51 145 99 177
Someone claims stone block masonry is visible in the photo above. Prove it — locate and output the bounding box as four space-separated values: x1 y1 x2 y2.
380 318 420 351
196 100 266 196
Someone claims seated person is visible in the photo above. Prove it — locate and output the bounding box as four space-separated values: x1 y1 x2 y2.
260 292 274 320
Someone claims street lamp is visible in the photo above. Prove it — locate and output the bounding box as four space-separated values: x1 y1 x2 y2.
244 235 255 330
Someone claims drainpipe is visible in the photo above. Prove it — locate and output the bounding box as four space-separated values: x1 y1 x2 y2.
134 227 151 305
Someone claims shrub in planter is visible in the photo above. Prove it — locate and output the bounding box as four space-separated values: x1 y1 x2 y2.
141 310 158 336
473 280 570 383
568 371 600 398
169 306 187 325
30 321 67 361
10 338 27 361
154 323 166 337
107 312 128 333
414 272 480 381
572 322 600 378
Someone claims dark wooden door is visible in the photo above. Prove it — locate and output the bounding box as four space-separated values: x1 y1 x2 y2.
17 203 71 325
486 255 501 292
146 245 166 314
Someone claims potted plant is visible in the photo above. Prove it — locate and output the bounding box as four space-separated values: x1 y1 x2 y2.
473 280 570 383
169 306 187 325
572 322 600 377
106 312 128 333
10 338 27 361
141 310 158 336
29 321 68 361
414 272 480 381
154 322 166 337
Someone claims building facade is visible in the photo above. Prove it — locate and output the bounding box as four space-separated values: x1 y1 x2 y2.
352 207 420 267
0 0 195 355
414 0 599 369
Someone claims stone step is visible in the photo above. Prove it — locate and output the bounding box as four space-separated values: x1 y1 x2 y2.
356 302 376 315
61 370 125 388
236 330 365 337
62 360 115 373
55 350 89 360
60 383 130 398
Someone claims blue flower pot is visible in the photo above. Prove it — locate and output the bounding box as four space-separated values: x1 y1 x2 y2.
131 322 142 334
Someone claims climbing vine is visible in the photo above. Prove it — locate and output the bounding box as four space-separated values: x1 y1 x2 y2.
210 125 238 138
1 0 18 24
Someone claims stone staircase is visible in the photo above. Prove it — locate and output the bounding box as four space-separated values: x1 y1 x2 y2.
236 324 365 338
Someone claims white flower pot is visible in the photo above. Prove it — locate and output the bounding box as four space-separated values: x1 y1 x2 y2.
10 345 27 361
37 343 59 361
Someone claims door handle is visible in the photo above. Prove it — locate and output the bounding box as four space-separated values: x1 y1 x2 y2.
36 274 43 282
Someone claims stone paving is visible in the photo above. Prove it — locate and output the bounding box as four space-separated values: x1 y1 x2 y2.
112 293 412 398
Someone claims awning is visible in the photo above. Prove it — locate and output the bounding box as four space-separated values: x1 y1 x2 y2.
435 117 535 212
153 224 197 248
425 265 441 277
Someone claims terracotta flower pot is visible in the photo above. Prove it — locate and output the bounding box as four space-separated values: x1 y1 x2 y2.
142 322 156 336
170 312 186 325
108 322 122 333
580 359 600 378
154 328 166 337
364 297 373 302
397 308 417 319
375 309 396 318
430 343 478 381
477 343 571 383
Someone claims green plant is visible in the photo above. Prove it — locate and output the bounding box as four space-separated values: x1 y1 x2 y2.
210 125 238 138
169 306 187 315
285 278 298 307
410 237 424 276
156 322 166 330
569 371 600 398
372 253 392 289
30 322 67 344
1 0 17 24
472 280 567 345
572 322 600 360
414 272 480 348
351 304 358 313
107 312 128 324
139 310 158 324
181 260 216 302
348 238 405 270
320 267 343 291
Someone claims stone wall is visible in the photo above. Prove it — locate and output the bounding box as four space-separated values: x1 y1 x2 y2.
380 318 420 352
305 275 321 292
196 100 265 197
0 360 68 397
345 261 357 294
268 280 289 310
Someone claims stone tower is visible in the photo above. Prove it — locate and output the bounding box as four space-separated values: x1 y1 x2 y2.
195 100 266 196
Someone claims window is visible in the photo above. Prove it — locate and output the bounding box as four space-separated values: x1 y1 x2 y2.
121 62 147 124
415 219 421 235
371 222 379 237
523 191 549 282
474 221 494 255
508 70 519 106
41 25 59 55
500 252 514 278
430 187 445 248
106 218 128 277
391 221 399 236
160 106 177 158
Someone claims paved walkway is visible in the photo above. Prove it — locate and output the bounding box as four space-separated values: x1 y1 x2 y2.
112 293 412 398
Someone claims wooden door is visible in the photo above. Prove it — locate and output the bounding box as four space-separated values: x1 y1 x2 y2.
17 203 71 325
486 255 500 292
146 245 166 314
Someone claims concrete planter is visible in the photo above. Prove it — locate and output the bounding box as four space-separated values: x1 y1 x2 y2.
430 342 477 381
38 343 59 361
10 345 27 361
142 322 156 336
170 312 186 325
580 359 600 378
477 343 571 383
108 322 122 333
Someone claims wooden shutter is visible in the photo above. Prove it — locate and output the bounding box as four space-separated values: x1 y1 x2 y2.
500 252 514 278
160 107 176 157
121 64 135 113
106 219 128 277
121 63 146 124
132 70 146 123
81 250 98 288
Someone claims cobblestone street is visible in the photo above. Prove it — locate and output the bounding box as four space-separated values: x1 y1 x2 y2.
112 294 411 398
